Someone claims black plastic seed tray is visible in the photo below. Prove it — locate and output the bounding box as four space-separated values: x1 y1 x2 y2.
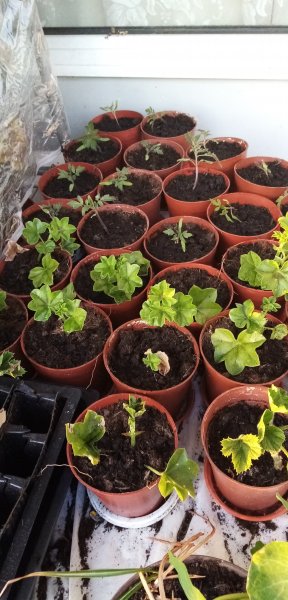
0 378 99 600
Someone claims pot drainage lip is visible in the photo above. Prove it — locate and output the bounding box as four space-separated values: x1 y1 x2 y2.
204 459 287 523
87 489 178 529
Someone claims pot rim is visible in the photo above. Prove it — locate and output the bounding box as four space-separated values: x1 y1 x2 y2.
234 156 288 191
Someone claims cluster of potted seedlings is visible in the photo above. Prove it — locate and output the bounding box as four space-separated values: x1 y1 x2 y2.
0 104 288 599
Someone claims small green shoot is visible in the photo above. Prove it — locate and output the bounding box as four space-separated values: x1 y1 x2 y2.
100 167 133 192
69 193 115 234
256 160 272 178
0 352 26 378
145 106 165 129
147 448 199 501
276 493 288 510
142 349 170 375
122 395 146 448
141 141 163 162
184 130 219 189
76 122 109 152
168 552 206 600
28 283 87 334
0 291 7 312
211 198 241 223
276 189 288 209
66 410 105 465
90 251 150 303
163 218 193 253
57 164 85 193
99 100 120 127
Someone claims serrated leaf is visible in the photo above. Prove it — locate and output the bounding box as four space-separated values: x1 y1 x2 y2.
28 285 58 321
66 410 105 465
29 254 59 288
247 541 288 600
257 259 288 297
211 328 265 376
140 281 177 327
189 285 221 325
229 299 266 333
155 448 199 501
168 552 206 600
268 385 288 414
36 239 56 255
63 306 87 333
270 323 288 340
23 218 48 245
0 351 26 378
238 251 263 287
257 409 285 453
261 295 281 314
173 292 197 326
221 434 262 474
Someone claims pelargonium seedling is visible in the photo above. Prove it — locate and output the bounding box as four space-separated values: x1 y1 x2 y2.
238 215 288 298
66 409 105 465
69 193 115 234
99 100 120 127
147 448 199 501
163 218 193 253
141 141 164 162
57 164 85 192
76 122 109 152
90 251 150 303
0 351 26 378
221 384 288 475
211 198 241 223
181 130 219 189
211 298 288 376
100 167 133 192
142 348 170 375
122 395 146 447
145 106 165 129
28 283 87 334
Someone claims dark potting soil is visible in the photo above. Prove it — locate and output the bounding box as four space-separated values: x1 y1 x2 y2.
147 222 216 263
73 404 174 492
211 203 276 235
157 268 231 308
143 113 196 137
189 139 243 162
126 144 181 171
237 161 288 187
0 248 69 295
43 170 99 199
202 315 288 384
100 172 162 206
96 114 141 131
109 326 196 391
223 240 275 287
79 210 147 249
23 205 81 228
130 558 245 600
281 203 288 216
63 138 119 164
24 306 110 368
208 403 288 486
165 172 227 201
0 296 27 350
74 260 149 304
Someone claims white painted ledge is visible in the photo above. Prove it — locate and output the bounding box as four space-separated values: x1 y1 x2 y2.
46 33 288 79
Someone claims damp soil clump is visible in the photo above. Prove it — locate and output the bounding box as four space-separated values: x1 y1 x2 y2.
0 296 27 350
96 114 141 132
63 138 120 165
211 203 276 235
126 144 181 171
147 222 216 263
100 172 162 206
0 248 70 295
237 161 288 187
165 172 227 202
79 210 147 249
43 170 100 199
143 113 196 137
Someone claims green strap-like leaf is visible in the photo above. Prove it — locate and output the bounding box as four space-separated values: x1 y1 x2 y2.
168 552 206 600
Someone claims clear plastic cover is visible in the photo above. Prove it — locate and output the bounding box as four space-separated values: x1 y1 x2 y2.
0 0 70 255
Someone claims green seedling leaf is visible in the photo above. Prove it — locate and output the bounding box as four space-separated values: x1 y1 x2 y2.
36 239 56 255
270 323 288 340
141 141 163 162
123 395 146 447
268 385 288 413
211 328 265 376
0 291 7 312
23 218 49 245
148 448 199 501
189 285 221 325
238 251 263 288
257 259 288 297
66 410 105 465
100 167 133 192
28 285 61 321
247 541 288 600
77 122 109 152
90 252 149 304
163 218 193 253
28 284 87 334
229 299 266 333
173 292 197 326
142 350 161 372
221 434 262 474
57 164 85 191
28 254 59 288
257 409 285 453
211 198 240 223
63 305 87 334
261 295 281 314
276 493 288 510
140 280 177 327
0 352 26 378
168 552 206 600
49 216 76 242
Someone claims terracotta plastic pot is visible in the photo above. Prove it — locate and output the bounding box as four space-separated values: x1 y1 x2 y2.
199 310 288 401
62 137 122 178
38 162 102 202
0 248 72 305
67 393 178 517
92 110 143 150
124 138 184 181
163 167 230 219
222 239 282 310
186 137 248 181
144 215 219 271
234 156 288 200
112 555 247 600
103 319 200 418
0 294 28 358
99 167 162 226
140 110 197 150
278 193 288 215
77 203 149 255
71 251 153 327
201 386 288 514
207 192 281 251
21 305 112 388
150 262 234 340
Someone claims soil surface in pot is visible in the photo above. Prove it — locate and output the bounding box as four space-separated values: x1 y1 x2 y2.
80 210 147 249
223 241 275 287
126 144 180 171
24 306 110 368
211 203 276 235
23 205 81 228
63 138 119 164
165 172 227 202
237 161 288 187
147 222 216 263
0 297 27 350
0 248 69 295
143 113 196 137
96 115 141 132
208 402 288 486
43 170 100 199
73 404 174 492
157 268 231 308
128 558 245 600
202 315 288 384
281 203 288 216
189 139 243 162
109 326 196 390
74 261 149 304
100 172 161 206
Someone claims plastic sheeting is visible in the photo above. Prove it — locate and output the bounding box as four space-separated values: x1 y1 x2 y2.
0 0 69 255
